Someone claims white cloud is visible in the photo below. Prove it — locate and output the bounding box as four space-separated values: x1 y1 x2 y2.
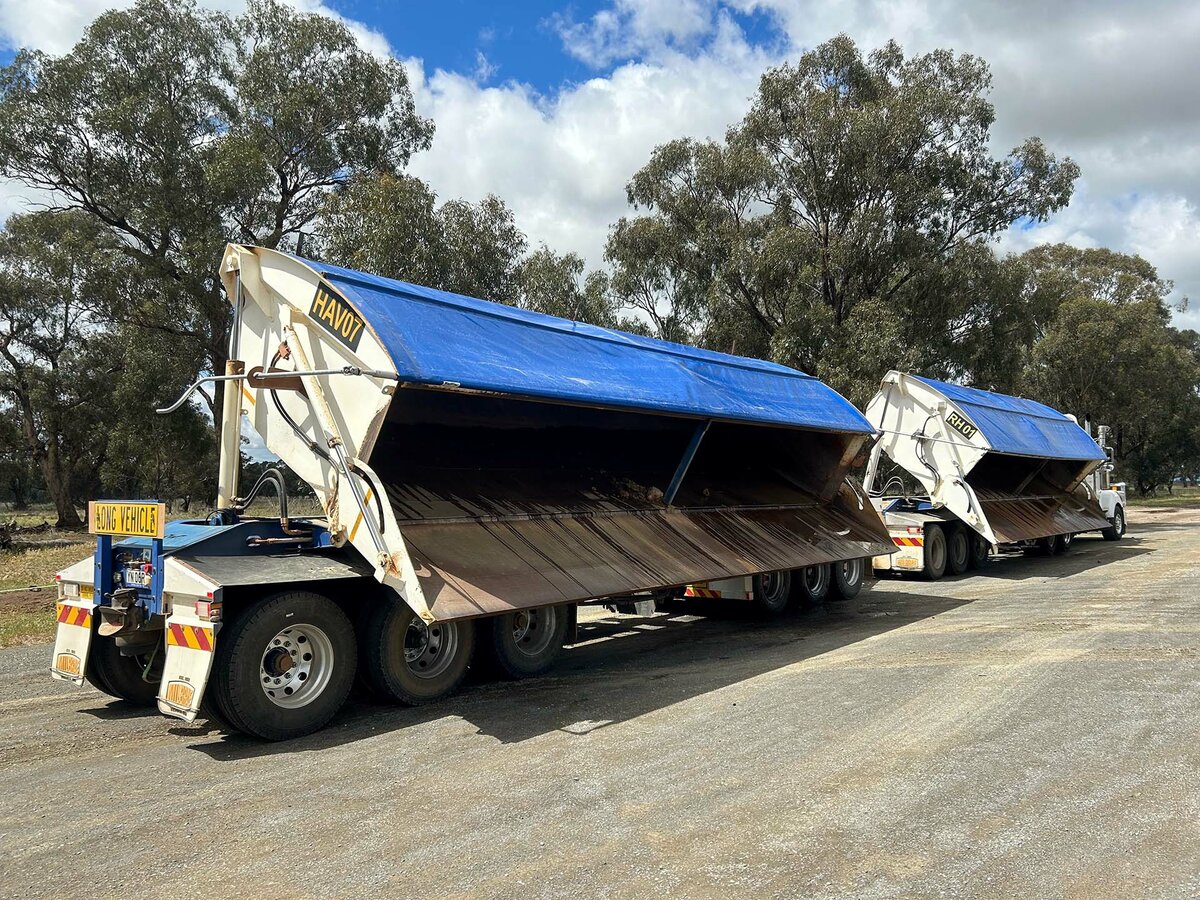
404 16 772 266
553 0 719 66
0 0 392 56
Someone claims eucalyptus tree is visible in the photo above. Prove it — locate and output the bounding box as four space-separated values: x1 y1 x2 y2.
0 0 432 435
608 35 1080 403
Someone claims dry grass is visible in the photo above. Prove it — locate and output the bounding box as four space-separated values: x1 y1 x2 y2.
0 608 56 648
1128 486 1200 508
0 540 92 591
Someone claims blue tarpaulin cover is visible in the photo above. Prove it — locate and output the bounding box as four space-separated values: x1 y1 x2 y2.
913 375 1105 462
307 259 874 434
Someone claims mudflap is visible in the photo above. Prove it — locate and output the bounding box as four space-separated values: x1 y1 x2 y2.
875 539 924 573
156 606 217 723
51 598 98 685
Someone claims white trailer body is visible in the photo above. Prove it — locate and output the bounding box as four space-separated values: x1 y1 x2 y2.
863 371 1111 577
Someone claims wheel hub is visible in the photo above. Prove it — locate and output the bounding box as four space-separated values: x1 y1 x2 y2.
258 624 332 709
403 619 459 679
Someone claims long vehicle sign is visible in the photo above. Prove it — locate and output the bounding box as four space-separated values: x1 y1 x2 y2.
88 501 167 539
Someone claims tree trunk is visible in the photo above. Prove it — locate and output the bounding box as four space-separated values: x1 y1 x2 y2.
40 439 83 528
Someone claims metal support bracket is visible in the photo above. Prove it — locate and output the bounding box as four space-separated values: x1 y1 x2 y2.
664 420 710 507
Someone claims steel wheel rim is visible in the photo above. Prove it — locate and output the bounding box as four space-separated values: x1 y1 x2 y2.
804 565 828 594
510 606 558 658
951 531 968 566
840 558 862 586
404 619 460 679
1116 509 1124 534
259 623 334 709
929 537 946 571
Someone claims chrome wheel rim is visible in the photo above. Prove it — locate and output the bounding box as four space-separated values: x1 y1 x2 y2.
404 618 460 679
510 606 558 658
259 624 334 709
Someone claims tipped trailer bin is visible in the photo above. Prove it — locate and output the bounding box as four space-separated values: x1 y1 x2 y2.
862 371 1112 578
50 245 892 739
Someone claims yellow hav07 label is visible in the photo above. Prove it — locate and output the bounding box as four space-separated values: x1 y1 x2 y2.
309 285 365 352
88 501 166 539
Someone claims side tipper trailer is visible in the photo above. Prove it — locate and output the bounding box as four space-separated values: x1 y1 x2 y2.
51 245 892 739
862 371 1115 579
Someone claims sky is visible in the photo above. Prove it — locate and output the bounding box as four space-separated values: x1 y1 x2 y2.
1 0 1199 329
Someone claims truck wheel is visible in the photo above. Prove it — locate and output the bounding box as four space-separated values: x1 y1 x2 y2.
751 570 793 615
362 595 474 705
479 605 568 678
923 526 947 580
946 525 970 576
1102 506 1125 541
211 591 356 741
968 533 990 569
794 564 831 607
1035 536 1059 556
1054 532 1074 553
87 636 159 706
831 558 866 601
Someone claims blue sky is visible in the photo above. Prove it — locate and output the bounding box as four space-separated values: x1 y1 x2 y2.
328 0 783 92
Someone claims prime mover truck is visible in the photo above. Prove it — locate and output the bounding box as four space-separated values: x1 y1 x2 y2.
50 245 892 740
862 371 1118 579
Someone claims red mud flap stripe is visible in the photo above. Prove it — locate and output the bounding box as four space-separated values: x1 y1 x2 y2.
56 603 92 628
892 537 924 547
167 623 213 652
684 586 722 598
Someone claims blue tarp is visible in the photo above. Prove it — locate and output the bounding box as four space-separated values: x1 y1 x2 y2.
913 376 1105 462
306 259 874 434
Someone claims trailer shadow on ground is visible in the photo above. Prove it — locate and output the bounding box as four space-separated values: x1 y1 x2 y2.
174 588 972 760
962 536 1152 582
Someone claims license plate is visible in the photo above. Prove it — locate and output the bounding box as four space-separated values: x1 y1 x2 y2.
124 568 152 588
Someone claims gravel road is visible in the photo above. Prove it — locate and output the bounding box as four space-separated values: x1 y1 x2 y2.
3 508 1199 898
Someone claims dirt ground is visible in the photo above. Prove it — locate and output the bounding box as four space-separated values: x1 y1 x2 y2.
2 507 1199 898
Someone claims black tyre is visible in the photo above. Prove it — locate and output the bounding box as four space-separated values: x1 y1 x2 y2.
831 558 867 601
1054 532 1074 554
751 570 793 616
946 525 970 576
968 533 990 569
795 564 831 607
923 526 947 581
362 594 474 704
1102 506 1125 541
210 591 356 741
87 635 159 706
1036 536 1059 556
479 605 568 678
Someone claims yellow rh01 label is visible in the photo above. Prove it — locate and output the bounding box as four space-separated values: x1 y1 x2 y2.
310 285 366 352
946 410 979 441
88 501 166 539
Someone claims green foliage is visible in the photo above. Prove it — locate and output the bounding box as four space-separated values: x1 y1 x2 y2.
0 0 431 408
608 35 1079 402
319 173 631 329
320 173 527 302
1018 247 1199 494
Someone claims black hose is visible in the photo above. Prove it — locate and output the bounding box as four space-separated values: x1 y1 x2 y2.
265 351 383 535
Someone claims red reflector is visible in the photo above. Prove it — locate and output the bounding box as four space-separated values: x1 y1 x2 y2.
906 526 923 534
195 600 211 618
206 591 214 599
142 563 153 573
